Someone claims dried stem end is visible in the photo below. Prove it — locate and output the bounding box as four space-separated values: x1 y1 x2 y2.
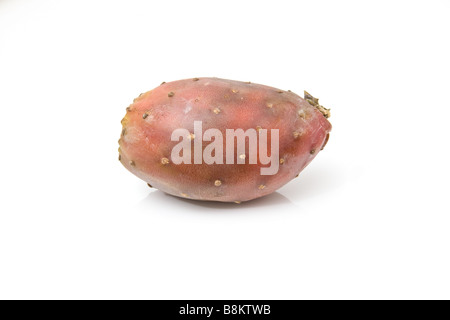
304 91 331 119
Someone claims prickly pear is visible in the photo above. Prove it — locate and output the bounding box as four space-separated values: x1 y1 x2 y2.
119 78 331 202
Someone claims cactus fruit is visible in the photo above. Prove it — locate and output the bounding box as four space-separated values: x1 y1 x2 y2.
118 77 332 202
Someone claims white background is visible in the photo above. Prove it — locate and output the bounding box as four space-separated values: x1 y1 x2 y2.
0 0 449 300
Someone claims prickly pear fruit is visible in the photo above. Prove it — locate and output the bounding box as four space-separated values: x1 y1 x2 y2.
118 78 331 202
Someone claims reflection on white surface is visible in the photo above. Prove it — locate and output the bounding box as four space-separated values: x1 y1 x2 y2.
140 190 297 212
280 157 359 201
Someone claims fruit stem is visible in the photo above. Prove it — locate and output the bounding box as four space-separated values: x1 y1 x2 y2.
304 91 331 119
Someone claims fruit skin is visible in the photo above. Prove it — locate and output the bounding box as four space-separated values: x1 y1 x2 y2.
119 77 332 202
